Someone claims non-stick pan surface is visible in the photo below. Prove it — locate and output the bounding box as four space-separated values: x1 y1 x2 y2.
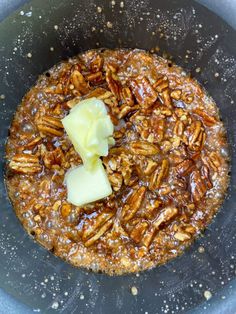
0 0 236 313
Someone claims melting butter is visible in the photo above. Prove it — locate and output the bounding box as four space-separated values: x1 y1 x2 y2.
62 97 114 206
65 159 112 206
62 97 114 169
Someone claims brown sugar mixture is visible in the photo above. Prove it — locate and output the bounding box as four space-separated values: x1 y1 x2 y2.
5 49 229 275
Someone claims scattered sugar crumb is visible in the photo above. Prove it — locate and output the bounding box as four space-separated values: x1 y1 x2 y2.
0 94 5 100
120 1 124 8
131 286 138 296
51 301 59 309
80 294 85 300
50 47 54 51
54 25 58 30
195 67 201 73
97 6 102 13
198 246 205 253
111 0 116 5
20 11 24 16
107 21 113 28
214 72 219 78
204 290 212 300
27 52 32 58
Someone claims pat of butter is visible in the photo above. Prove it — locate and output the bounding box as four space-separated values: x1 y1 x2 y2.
62 97 114 169
62 97 114 206
65 159 112 206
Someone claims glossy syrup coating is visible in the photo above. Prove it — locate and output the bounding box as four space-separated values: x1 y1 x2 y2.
5 49 229 275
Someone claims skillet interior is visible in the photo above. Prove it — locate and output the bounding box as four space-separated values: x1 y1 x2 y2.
0 0 235 313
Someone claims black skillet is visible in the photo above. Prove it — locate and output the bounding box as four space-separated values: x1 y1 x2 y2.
0 0 236 313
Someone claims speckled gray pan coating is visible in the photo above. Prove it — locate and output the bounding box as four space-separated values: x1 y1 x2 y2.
0 0 235 313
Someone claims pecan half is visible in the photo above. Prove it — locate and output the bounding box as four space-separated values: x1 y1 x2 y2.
188 120 206 151
9 153 41 174
161 89 172 107
130 141 159 156
37 116 64 137
193 108 217 127
130 220 149 243
130 76 157 107
153 76 172 107
175 159 195 176
97 90 113 100
86 71 103 84
120 87 134 106
151 117 165 143
122 186 146 221
209 152 221 169
141 226 156 248
149 159 169 190
65 87 111 108
201 165 213 189
21 136 42 149
174 120 184 137
142 206 178 247
153 76 169 92
202 151 221 172
85 219 114 247
153 206 178 229
109 172 123 191
106 68 121 100
83 211 114 246
143 159 158 176
174 231 191 241
71 70 90 94
118 104 139 119
189 169 208 202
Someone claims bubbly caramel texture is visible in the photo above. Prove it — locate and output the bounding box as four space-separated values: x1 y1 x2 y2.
6 49 229 275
